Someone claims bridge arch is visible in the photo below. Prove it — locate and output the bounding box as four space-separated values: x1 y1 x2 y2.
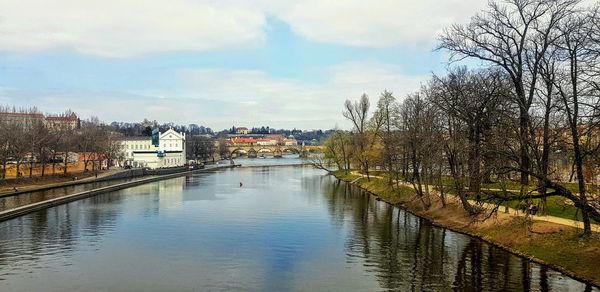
282 148 300 154
228 145 317 157
230 148 248 156
257 148 275 153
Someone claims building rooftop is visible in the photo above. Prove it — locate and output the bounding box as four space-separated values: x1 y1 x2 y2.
0 112 45 118
46 113 78 121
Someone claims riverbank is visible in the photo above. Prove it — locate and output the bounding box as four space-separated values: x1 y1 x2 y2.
332 170 600 287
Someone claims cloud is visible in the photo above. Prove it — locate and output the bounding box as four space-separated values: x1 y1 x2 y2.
269 0 485 49
0 0 266 57
0 0 486 57
0 62 425 129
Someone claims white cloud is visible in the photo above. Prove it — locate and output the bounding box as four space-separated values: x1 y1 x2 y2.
0 0 486 57
0 62 425 129
269 0 485 48
0 0 266 57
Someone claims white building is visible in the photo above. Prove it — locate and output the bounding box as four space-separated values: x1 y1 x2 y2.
121 129 186 169
256 138 278 146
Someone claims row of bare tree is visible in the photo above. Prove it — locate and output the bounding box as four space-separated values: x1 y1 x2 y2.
323 0 600 236
0 107 124 180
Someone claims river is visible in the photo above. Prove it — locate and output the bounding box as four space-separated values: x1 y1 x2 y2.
0 158 596 291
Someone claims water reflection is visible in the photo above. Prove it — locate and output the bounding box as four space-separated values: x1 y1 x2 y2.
0 166 595 291
320 175 595 291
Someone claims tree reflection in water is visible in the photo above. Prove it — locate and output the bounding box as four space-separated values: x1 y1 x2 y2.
319 176 595 291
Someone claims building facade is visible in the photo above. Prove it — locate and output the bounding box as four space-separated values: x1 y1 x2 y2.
45 112 79 130
236 127 249 134
0 111 78 129
121 129 186 169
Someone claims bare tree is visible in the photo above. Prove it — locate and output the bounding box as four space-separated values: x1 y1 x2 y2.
551 10 599 235
77 117 105 172
373 91 399 185
439 0 581 185
343 94 373 179
399 92 442 209
430 68 507 198
102 131 124 170
322 129 353 172
187 136 216 163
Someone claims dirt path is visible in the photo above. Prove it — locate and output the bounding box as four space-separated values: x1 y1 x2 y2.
349 171 600 232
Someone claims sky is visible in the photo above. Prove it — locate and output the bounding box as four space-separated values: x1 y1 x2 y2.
0 0 487 130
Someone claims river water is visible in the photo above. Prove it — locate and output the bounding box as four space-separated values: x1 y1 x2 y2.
0 159 596 291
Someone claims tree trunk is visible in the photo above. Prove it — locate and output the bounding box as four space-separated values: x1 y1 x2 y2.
538 81 553 212
468 127 482 195
519 108 530 186
52 152 57 175
16 160 21 178
64 157 68 175
1 161 6 179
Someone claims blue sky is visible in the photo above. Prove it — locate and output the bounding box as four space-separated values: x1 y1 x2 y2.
0 0 485 130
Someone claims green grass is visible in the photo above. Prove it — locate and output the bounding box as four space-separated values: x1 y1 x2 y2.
341 169 598 223
332 170 414 204
479 217 600 285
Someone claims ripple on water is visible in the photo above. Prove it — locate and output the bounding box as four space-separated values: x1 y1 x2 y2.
0 166 596 291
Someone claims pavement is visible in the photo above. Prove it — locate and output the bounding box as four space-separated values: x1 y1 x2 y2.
0 168 128 197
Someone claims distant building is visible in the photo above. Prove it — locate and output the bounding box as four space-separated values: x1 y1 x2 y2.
78 152 109 169
283 135 298 146
0 111 78 130
228 137 257 146
0 112 44 126
256 138 278 146
45 112 79 130
120 129 186 169
283 138 298 146
52 152 79 164
236 127 249 135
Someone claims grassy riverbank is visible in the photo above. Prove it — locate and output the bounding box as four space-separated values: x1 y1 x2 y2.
332 170 600 287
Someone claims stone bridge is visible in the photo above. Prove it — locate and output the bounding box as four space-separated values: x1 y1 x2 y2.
228 145 321 158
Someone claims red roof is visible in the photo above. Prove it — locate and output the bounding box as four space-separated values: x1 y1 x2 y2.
46 113 78 121
230 137 257 143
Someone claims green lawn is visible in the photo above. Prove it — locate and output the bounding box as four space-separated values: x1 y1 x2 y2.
337 169 597 223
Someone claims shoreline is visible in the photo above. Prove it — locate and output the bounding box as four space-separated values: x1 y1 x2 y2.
331 170 600 288
2 163 596 287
